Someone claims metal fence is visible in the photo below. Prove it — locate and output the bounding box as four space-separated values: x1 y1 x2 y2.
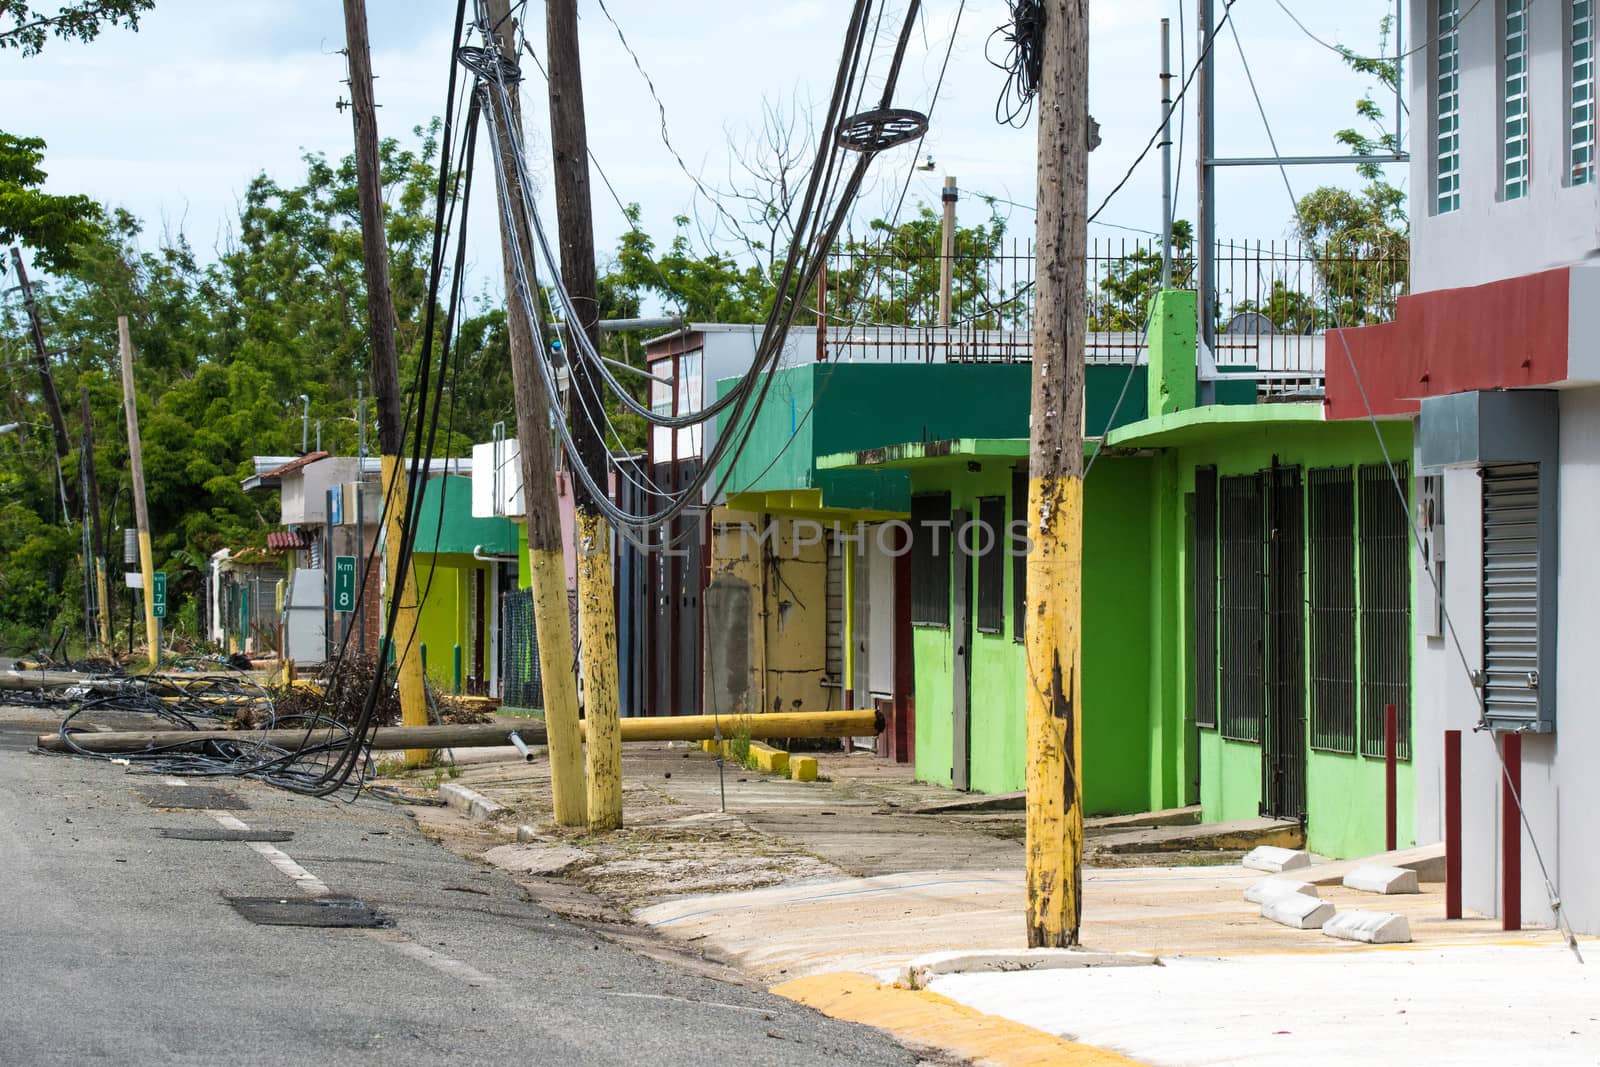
501 588 544 710
817 236 1408 394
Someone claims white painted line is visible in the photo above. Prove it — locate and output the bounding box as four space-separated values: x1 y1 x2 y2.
207 811 331 898
380 935 498 986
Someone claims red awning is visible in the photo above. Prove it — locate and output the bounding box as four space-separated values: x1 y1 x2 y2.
266 529 311 551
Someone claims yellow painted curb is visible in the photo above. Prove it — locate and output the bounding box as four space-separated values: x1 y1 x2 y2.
749 741 789 775
790 755 818 782
771 971 1145 1067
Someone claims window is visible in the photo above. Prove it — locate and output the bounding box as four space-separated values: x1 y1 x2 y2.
1218 474 1264 742
1574 0 1596 183
1437 0 1463 213
976 497 1005 634
1193 468 1219 730
825 530 845 683
1359 463 1412 759
1011 467 1027 642
1480 463 1543 728
910 493 951 627
1505 0 1532 199
1308 468 1358 754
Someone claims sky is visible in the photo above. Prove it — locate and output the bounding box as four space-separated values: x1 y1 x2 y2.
8 0 1406 293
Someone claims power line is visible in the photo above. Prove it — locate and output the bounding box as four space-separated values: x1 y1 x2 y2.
1273 0 1486 64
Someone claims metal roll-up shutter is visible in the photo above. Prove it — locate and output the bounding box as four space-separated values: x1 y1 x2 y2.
825 533 845 684
1482 463 1541 723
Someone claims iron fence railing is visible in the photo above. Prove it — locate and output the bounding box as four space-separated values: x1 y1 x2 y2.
815 236 1408 395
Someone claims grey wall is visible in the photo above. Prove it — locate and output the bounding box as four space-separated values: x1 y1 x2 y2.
1410 0 1600 292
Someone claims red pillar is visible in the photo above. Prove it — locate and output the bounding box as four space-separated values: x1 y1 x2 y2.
1384 703 1398 852
1444 729 1462 919
1501 731 1522 932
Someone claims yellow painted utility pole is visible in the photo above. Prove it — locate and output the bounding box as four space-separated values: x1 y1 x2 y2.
482 0 587 827
117 317 158 670
342 0 430 762
1023 0 1089 947
546 0 624 830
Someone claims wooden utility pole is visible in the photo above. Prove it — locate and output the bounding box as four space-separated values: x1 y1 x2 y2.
341 0 430 759
546 0 623 831
483 0 586 827
1023 0 1089 948
118 318 158 669
81 385 111 650
10 247 73 521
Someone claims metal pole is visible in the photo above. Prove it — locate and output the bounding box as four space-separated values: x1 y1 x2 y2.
1196 0 1216 400
1501 731 1522 931
938 176 957 325
1159 18 1174 289
1445 729 1462 919
300 394 310 454
1394 0 1403 152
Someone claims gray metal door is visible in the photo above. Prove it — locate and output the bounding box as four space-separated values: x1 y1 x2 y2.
1482 463 1541 722
951 508 972 791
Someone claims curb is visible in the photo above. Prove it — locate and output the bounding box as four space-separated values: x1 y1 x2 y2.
439 781 509 822
772 971 1146 1066
899 948 1159 990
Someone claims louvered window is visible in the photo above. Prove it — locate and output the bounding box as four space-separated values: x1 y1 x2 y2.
1574 0 1596 184
1481 463 1542 724
1505 0 1532 199
910 493 952 627
1437 0 1463 213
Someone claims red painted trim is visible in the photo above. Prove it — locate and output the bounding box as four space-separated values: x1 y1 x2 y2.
1325 267 1571 421
1501 731 1522 932
1445 729 1462 920
643 329 704 364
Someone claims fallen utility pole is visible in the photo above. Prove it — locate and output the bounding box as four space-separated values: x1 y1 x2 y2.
546 0 623 831
1023 0 1089 948
81 386 111 650
341 0 430 762
118 317 159 669
37 708 885 754
482 0 586 828
10 246 73 522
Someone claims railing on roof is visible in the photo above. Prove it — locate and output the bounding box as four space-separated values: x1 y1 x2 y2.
816 236 1408 397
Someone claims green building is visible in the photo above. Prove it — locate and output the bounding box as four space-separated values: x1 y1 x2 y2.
819 291 1415 857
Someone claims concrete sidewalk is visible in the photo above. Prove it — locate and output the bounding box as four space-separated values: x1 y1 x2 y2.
420 741 1584 1066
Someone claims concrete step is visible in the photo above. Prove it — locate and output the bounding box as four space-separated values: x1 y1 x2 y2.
1092 817 1304 855
1086 805 1202 833
1293 843 1446 886
907 791 1025 815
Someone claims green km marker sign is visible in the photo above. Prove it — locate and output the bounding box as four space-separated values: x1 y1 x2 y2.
334 555 357 613
151 571 167 618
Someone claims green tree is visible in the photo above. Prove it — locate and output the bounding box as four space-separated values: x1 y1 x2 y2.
0 132 102 272
1089 219 1193 330
0 0 152 55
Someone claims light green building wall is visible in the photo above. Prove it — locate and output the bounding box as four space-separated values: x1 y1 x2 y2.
1111 409 1416 857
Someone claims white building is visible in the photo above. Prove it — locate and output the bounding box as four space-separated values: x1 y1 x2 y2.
1333 0 1600 933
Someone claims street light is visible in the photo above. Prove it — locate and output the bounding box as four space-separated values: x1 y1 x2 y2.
299 395 310 454
0 423 19 435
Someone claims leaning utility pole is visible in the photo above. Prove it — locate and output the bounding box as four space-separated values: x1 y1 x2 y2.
10 246 73 521
546 0 623 831
341 0 430 757
81 385 111 650
1023 0 1089 947
483 0 587 827
118 317 159 669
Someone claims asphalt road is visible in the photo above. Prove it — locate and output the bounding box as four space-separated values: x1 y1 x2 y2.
0 709 918 1066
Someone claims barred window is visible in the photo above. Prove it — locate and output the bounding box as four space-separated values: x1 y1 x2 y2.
1218 474 1264 742
1359 463 1412 759
1308 468 1357 754
1012 467 1027 642
910 493 952 627
976 496 1006 634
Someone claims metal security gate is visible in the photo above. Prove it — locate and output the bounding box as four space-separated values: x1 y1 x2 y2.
1262 466 1307 821
1482 463 1542 722
501 588 544 710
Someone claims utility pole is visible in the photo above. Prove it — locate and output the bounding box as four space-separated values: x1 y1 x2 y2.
118 317 159 670
546 0 623 831
10 247 73 522
938 176 957 326
1196 0 1216 400
1159 18 1174 288
341 0 430 758
484 0 587 827
1023 0 1088 948
81 386 111 650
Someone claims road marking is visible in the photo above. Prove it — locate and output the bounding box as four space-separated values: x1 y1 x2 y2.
376 934 499 985
207 812 331 898
600 990 787 1017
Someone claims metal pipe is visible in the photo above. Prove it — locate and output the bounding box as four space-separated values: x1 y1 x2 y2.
472 544 519 563
1445 728 1462 919
938 176 957 325
1205 153 1410 167
1196 0 1215 402
1394 0 1403 154
1160 18 1173 289
508 730 536 762
601 353 675 386
1501 731 1522 931
554 315 685 333
299 394 310 454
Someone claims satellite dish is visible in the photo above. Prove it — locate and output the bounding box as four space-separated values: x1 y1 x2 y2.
1225 311 1277 337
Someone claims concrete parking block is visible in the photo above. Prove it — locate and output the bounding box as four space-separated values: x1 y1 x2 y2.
1322 909 1412 944
1342 864 1420 894
1243 845 1311 873
1261 893 1335 930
